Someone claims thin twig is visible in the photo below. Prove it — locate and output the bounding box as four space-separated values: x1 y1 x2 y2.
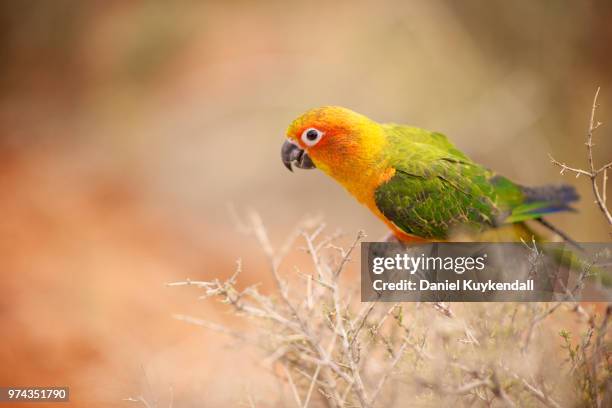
512 374 563 408
282 363 303 407
549 87 612 225
369 340 408 406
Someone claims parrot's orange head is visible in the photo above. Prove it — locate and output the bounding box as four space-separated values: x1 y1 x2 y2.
281 106 386 177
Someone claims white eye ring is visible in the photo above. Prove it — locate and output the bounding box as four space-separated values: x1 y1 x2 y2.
301 128 324 146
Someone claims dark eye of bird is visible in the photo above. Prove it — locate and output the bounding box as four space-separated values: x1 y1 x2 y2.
306 129 319 141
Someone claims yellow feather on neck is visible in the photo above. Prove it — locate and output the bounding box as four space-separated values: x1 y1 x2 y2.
318 122 389 204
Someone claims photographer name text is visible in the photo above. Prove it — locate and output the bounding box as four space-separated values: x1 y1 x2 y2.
372 278 534 292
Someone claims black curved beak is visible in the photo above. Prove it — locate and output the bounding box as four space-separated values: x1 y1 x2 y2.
281 140 316 171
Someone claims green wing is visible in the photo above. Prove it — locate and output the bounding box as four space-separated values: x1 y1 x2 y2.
374 126 534 239
374 160 505 239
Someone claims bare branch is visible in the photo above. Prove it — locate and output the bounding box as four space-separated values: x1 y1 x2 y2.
333 230 365 279
549 87 612 225
369 340 408 406
513 374 563 408
282 363 303 407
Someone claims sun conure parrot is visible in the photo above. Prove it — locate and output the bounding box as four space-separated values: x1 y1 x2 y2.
281 106 579 244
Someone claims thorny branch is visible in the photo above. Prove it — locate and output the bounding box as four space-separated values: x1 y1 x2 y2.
549 87 612 226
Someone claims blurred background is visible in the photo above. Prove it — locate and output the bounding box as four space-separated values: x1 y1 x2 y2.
1 1 611 406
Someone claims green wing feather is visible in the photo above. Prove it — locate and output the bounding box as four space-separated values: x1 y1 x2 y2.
374 125 574 240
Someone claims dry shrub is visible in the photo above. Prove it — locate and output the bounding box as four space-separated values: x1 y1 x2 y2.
164 212 611 408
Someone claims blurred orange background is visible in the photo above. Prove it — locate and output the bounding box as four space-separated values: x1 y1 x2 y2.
1 1 611 406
